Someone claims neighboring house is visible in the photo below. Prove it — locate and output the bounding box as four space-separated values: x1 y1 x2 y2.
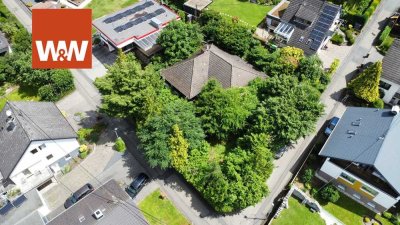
0 32 11 56
316 107 400 213
92 0 179 56
30 1 60 10
183 0 212 17
0 102 79 194
46 179 149 225
268 0 341 55
265 0 290 32
161 44 266 99
379 38 400 105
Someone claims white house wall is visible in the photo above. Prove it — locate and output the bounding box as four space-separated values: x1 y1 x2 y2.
10 138 79 191
380 78 400 103
320 159 398 209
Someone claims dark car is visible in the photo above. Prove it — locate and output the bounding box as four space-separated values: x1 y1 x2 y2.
324 116 340 136
274 145 290 159
64 183 94 209
126 173 149 198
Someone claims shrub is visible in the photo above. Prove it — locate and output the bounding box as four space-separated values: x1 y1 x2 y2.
38 85 57 101
372 222 379 225
383 212 393 219
364 217 371 223
62 165 71 174
320 185 340 203
379 26 392 45
373 99 384 108
379 36 394 53
305 182 312 190
301 168 314 183
79 144 89 153
363 0 381 24
311 188 318 197
77 123 106 144
79 151 88 159
114 137 127 153
345 29 355 45
331 33 344 45
327 59 340 76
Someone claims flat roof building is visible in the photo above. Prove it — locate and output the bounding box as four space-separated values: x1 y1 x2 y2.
93 0 179 55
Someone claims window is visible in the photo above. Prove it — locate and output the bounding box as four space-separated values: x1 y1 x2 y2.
65 154 71 160
361 185 379 196
337 185 345 191
38 144 46 150
30 149 38 154
353 193 361 199
367 202 376 208
340 173 356 184
379 81 392 90
46 154 53 160
22 169 32 177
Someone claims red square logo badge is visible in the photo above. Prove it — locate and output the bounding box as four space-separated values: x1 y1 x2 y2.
32 9 92 69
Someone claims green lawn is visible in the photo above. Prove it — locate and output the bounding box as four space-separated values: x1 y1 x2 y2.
271 197 325 225
86 0 138 19
319 193 393 225
208 0 274 27
139 189 190 225
0 86 40 110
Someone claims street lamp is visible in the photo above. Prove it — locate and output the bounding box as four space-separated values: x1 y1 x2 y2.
114 128 119 138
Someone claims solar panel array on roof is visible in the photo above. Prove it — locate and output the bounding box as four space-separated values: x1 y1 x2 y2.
309 3 339 51
114 8 166 33
103 1 154 24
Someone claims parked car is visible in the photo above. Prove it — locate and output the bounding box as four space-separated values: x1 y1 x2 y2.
64 183 94 209
126 173 149 198
274 145 290 159
324 116 340 136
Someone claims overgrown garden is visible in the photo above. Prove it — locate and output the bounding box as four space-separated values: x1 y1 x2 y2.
95 11 336 213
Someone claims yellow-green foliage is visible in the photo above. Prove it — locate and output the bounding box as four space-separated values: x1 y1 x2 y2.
79 144 89 153
169 124 189 173
327 59 340 76
279 46 304 67
348 61 382 103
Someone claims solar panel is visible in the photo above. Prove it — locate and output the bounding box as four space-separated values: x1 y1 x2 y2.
103 1 154 24
307 3 339 51
114 8 166 33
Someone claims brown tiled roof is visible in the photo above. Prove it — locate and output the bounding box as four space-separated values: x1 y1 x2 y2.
161 45 266 99
382 38 400 84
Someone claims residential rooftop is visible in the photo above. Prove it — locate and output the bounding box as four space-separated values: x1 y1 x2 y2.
0 101 77 179
319 107 400 195
382 38 400 84
183 0 212 11
92 0 179 51
47 179 149 225
161 44 266 99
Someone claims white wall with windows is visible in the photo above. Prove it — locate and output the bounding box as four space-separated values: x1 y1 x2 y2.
9 138 79 193
380 78 400 104
320 159 398 209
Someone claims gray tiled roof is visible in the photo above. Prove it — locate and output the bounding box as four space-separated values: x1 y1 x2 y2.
382 38 400 84
161 45 266 99
319 107 400 194
281 0 340 55
47 179 149 225
0 102 77 179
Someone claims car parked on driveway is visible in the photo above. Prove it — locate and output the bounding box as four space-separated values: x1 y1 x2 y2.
64 183 94 209
324 116 340 136
126 173 149 198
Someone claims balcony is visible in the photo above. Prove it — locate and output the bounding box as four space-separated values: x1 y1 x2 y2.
19 168 53 193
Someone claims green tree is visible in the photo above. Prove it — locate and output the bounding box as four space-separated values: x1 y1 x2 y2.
296 55 330 91
301 168 314 183
320 185 340 203
157 20 203 65
348 61 382 103
95 52 165 121
169 124 189 173
195 80 259 140
115 137 127 152
137 98 204 169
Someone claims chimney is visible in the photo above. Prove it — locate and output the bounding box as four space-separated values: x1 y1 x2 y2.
93 209 104 220
391 105 400 115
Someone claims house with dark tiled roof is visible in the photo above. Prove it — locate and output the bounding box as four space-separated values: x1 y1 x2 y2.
379 39 400 105
316 107 400 213
267 0 341 55
0 102 79 194
47 179 149 225
161 44 266 99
